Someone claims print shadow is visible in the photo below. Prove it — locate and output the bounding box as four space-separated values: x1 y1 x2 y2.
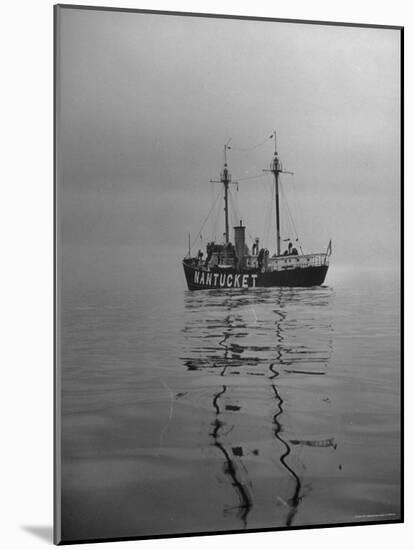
21 525 53 543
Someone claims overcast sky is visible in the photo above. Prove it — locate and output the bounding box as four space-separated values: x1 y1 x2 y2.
57 7 401 279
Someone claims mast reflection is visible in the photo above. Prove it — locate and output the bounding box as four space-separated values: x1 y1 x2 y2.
181 287 334 528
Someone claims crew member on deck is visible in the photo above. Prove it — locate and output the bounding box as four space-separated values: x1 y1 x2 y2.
206 242 213 264
258 248 264 269
252 238 259 256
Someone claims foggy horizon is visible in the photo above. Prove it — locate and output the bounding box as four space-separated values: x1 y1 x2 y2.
57 8 401 282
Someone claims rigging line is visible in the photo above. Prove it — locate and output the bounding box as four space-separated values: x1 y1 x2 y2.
211 187 223 241
190 188 222 250
287 176 306 254
247 231 255 245
280 183 304 255
228 189 236 228
232 178 240 211
280 185 295 245
228 133 274 152
229 187 245 237
229 190 241 231
284 189 300 246
262 179 271 248
279 183 292 242
263 178 274 250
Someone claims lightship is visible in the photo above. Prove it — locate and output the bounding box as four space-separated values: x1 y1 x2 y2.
183 132 331 290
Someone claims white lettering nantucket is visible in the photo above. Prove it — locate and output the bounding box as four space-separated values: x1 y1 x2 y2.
193 269 260 289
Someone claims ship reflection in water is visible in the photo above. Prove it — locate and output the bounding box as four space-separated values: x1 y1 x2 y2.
61 280 400 541
181 287 335 529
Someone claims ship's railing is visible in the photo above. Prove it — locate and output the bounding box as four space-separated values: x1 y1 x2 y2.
186 252 329 272
266 253 329 272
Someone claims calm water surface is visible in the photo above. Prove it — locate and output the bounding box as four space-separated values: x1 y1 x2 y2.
60 269 400 541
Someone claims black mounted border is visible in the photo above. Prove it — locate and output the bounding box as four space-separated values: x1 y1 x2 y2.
53 4 404 545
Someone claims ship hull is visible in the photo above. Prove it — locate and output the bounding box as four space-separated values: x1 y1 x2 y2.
183 260 328 290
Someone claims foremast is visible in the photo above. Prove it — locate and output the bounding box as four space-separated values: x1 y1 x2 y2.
210 143 237 244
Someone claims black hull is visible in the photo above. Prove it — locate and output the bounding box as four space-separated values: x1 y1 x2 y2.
183 260 328 290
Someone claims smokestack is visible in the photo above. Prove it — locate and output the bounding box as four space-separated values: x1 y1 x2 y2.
234 220 246 269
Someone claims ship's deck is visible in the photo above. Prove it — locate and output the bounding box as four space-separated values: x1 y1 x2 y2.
266 253 329 272
184 252 329 274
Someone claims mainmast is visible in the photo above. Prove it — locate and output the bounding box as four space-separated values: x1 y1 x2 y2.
264 131 293 256
222 145 231 243
272 133 281 256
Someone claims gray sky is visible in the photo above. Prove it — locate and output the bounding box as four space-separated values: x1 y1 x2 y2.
57 7 401 277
